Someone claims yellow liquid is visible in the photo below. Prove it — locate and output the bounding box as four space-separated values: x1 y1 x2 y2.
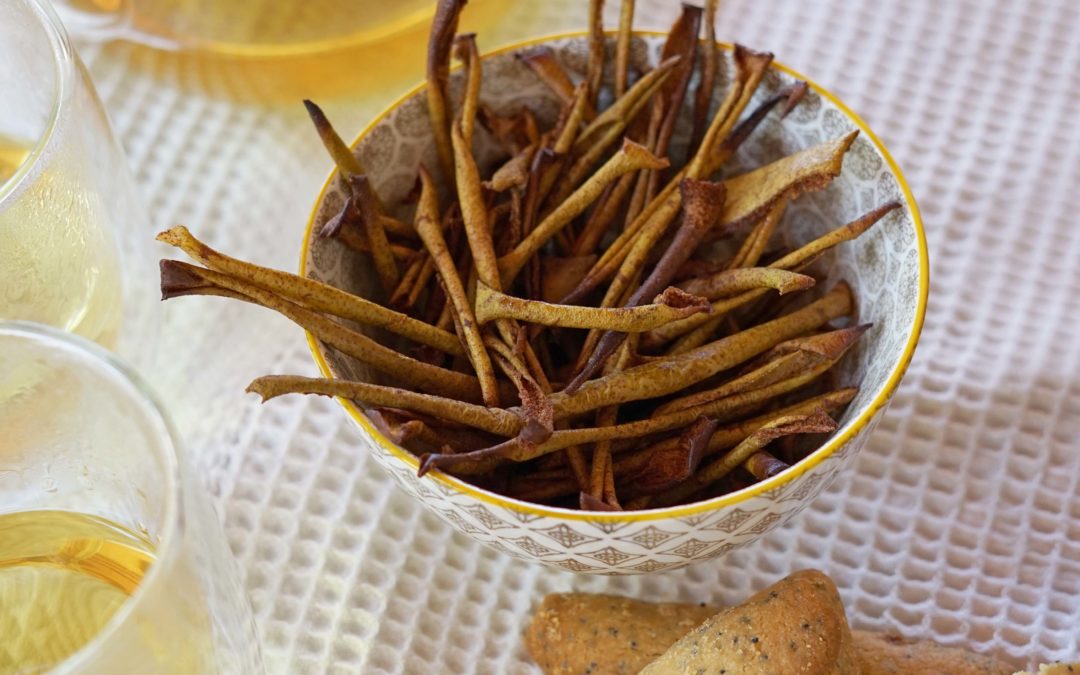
70 0 434 56
0 510 156 674
0 135 124 347
0 139 26 185
86 0 510 103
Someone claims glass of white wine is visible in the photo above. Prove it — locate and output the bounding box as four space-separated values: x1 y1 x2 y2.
0 321 262 674
0 0 156 365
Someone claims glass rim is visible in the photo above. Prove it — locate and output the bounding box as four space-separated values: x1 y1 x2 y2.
0 0 75 210
0 320 186 671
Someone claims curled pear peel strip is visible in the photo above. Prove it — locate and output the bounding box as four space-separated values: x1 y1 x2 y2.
389 252 426 307
582 129 856 319
744 450 789 481
413 166 500 407
351 175 399 294
453 33 482 149
632 415 717 495
553 83 591 156
589 405 620 503
474 282 709 331
485 143 537 193
405 256 436 310
677 267 815 301
550 62 678 208
303 99 365 179
517 47 597 121
485 338 554 446
247 375 521 436
624 95 666 225
426 0 467 182
156 226 463 357
621 387 857 475
452 119 500 290
304 101 413 240
614 0 635 98
333 223 415 260
585 0 605 105
688 0 720 160
645 4 702 200
161 262 481 401
571 168 637 257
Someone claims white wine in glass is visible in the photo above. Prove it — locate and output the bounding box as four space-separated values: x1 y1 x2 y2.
0 511 156 672
0 322 262 673
0 133 124 348
0 0 156 363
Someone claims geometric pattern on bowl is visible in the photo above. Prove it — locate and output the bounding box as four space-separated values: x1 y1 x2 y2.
301 33 928 574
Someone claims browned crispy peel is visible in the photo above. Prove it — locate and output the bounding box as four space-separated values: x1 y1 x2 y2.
247 375 521 436
678 267 815 299
516 47 597 122
559 106 839 310
163 5 891 510
552 283 854 418
607 44 774 266
425 359 844 473
646 409 838 507
427 0 468 182
631 416 717 494
417 287 858 477
688 0 719 160
453 33 482 148
155 226 462 357
498 138 669 286
478 104 538 154
652 325 870 417
642 201 900 351
304 100 416 242
507 388 859 502
303 99 365 181
566 178 726 391
744 450 789 480
573 56 682 155
350 175 399 294
720 130 858 231
649 3 702 198
585 0 605 105
613 0 635 98
161 261 482 401
474 281 708 331
413 165 500 407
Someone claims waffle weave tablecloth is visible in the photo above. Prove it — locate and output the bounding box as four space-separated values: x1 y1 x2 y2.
75 0 1080 672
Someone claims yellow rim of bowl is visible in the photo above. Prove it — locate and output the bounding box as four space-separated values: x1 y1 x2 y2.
301 31 930 522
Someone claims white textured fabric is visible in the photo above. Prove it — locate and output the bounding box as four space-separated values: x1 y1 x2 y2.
73 0 1080 672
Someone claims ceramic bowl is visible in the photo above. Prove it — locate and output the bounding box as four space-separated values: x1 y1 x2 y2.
301 32 928 574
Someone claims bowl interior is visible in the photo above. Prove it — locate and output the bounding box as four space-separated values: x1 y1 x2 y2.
303 33 925 514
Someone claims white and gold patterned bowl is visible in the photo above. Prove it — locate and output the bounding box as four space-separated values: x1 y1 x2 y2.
301 33 928 574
